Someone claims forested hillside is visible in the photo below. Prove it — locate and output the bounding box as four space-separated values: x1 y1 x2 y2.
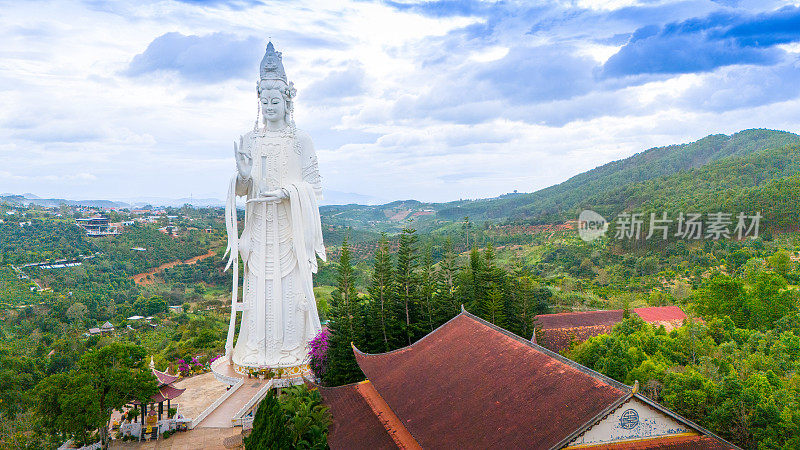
438 129 800 222
321 129 800 230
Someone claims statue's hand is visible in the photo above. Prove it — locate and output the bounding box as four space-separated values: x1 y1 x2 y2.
246 188 287 204
260 188 288 200
234 136 252 179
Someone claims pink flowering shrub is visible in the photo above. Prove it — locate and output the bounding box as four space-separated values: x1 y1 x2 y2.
177 359 191 376
308 329 330 379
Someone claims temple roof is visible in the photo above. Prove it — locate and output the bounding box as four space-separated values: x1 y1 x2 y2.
311 381 406 450
534 309 624 330
352 312 632 449
633 306 687 323
533 307 692 352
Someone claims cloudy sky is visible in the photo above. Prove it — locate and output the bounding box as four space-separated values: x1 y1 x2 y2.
2 0 800 204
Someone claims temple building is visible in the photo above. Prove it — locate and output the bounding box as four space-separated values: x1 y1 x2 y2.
313 310 736 449
534 305 690 353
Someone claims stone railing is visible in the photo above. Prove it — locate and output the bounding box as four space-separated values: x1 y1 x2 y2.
190 378 245 429
57 441 101 450
232 380 273 426
211 357 241 385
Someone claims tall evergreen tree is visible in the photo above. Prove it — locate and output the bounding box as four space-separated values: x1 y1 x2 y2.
323 237 365 386
367 234 399 352
508 264 551 338
477 244 507 327
464 247 485 312
420 244 437 333
395 227 421 345
435 237 460 325
243 390 291 448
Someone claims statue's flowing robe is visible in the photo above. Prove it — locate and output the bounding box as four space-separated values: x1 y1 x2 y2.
224 128 325 368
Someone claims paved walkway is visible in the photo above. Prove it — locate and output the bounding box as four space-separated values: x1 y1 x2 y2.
172 373 230 420
195 379 268 428
110 427 241 449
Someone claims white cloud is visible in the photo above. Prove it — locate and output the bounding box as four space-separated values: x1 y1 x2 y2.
1 0 799 203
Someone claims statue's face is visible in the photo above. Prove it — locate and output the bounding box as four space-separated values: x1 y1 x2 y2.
260 89 285 123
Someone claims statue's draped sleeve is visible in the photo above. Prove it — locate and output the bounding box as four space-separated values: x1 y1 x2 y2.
300 132 323 202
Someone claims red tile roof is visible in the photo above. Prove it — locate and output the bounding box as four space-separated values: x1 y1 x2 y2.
313 382 398 450
354 313 631 449
131 385 185 404
535 309 624 329
537 324 617 353
633 306 687 323
153 368 180 386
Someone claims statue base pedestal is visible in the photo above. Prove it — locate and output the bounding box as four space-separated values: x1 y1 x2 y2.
210 357 312 388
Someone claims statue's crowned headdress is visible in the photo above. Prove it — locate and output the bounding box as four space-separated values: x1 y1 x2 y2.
258 42 296 100
260 42 286 83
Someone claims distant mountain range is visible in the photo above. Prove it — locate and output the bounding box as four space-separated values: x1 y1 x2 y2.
318 128 800 232
4 128 798 233
0 190 386 209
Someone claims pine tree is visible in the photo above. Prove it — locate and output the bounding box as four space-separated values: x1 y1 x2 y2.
420 244 437 333
435 237 460 325
323 237 365 386
507 263 550 338
243 390 291 448
367 234 398 352
463 247 485 313
395 227 421 345
477 244 506 327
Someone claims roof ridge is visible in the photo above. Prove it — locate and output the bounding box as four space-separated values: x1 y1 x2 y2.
356 381 421 450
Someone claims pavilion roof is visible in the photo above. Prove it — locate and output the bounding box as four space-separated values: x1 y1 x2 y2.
131 385 185 405
152 368 179 386
101 321 114 329
352 312 631 449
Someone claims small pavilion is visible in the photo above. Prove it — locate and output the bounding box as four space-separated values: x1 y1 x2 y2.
130 359 185 424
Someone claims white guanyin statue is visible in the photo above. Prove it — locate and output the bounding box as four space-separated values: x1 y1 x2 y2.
223 42 325 372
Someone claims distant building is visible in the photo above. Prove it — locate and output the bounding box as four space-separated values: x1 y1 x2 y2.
100 321 115 335
313 311 735 449
533 309 624 352
75 216 118 236
533 306 691 353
